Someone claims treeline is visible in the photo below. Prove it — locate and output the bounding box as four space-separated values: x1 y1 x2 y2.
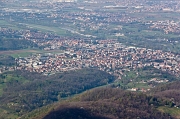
0 69 115 115
42 88 172 119
0 55 15 66
0 39 37 50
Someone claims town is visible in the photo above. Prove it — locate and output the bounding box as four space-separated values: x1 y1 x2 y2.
1 0 180 81
4 39 177 80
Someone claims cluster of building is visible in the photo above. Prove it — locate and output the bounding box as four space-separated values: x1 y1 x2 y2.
0 66 14 74
0 27 62 42
1 0 180 39
1 0 180 78
150 20 180 34
15 39 180 78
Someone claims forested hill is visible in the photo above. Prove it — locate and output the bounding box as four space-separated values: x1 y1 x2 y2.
1 69 180 119
27 81 180 119
0 69 115 117
151 81 180 108
40 88 171 119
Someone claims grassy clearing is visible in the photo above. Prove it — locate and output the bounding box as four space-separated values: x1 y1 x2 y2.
158 106 180 118
0 73 28 96
39 49 64 54
5 74 26 82
10 52 33 58
0 20 67 35
0 108 18 119
0 20 22 30
0 49 64 58
24 23 67 35
129 83 149 89
0 20 9 25
0 49 38 58
0 84 5 96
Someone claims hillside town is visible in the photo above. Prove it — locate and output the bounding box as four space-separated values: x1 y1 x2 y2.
0 39 175 79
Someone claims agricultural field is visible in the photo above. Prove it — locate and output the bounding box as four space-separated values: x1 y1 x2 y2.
115 67 178 90
22 23 67 36
0 49 64 58
0 72 28 95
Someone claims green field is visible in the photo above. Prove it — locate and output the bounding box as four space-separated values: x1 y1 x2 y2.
0 20 12 28
127 82 149 89
0 108 19 119
0 49 64 58
0 20 67 36
23 23 67 36
158 106 180 118
0 20 22 30
0 73 28 96
0 20 9 26
0 73 29 118
10 52 34 58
